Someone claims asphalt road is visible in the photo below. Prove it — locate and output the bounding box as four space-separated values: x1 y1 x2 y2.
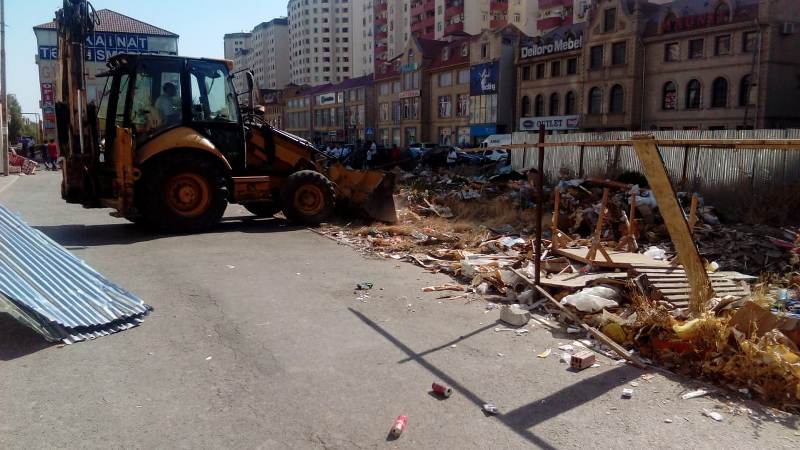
1 172 798 449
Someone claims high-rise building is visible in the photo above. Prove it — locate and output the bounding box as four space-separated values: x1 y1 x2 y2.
353 0 375 76
410 0 544 41
288 0 356 86
224 19 290 92
373 0 411 73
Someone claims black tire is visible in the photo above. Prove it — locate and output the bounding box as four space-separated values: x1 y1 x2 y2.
280 170 336 225
243 202 281 218
139 153 228 234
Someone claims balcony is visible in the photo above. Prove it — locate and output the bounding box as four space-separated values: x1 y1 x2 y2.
411 16 435 34
537 16 563 30
490 18 508 29
490 1 509 12
411 0 435 17
375 16 387 26
538 0 571 8
445 5 463 18
444 22 464 36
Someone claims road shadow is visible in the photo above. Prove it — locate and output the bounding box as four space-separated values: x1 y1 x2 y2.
34 216 306 247
350 308 640 450
0 313 54 361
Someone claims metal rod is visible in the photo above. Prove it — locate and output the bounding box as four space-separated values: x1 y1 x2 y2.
1 0 7 176
534 123 545 288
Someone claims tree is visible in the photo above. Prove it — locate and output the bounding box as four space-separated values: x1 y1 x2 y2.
7 94 40 143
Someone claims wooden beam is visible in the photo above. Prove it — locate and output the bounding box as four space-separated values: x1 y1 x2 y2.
631 135 714 316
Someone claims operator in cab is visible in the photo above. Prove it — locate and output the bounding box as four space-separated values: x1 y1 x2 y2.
155 82 181 127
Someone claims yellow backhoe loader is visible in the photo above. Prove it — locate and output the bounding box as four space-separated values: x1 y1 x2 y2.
53 0 397 233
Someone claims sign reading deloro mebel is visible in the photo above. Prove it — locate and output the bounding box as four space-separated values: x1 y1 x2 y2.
38 32 176 62
520 35 583 59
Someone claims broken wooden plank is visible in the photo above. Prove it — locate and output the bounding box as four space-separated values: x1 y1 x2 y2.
540 272 629 289
556 247 672 269
632 135 714 316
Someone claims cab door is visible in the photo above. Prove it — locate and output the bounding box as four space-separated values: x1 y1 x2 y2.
186 60 246 172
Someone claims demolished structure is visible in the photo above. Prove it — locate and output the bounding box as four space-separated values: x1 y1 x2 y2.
322 135 800 411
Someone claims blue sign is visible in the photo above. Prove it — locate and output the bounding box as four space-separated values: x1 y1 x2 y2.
38 32 173 62
470 62 498 96
470 124 497 137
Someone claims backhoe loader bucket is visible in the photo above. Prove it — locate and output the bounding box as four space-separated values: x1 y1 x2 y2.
326 163 399 223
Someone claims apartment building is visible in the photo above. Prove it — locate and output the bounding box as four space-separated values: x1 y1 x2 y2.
427 37 472 145
353 0 376 76
224 19 290 94
288 0 355 86
374 0 412 72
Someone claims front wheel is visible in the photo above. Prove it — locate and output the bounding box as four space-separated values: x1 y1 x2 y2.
140 155 228 233
280 170 336 225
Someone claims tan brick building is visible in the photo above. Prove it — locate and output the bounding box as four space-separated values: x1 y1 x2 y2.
427 37 472 146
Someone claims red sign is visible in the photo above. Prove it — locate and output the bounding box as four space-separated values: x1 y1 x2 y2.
662 12 730 34
40 83 55 107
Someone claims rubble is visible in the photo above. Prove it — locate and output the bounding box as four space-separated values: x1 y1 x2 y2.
319 164 800 412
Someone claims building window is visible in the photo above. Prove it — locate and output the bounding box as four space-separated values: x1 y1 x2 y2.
457 94 469 117
716 3 731 22
604 8 616 32
534 94 544 117
566 58 577 75
522 65 531 81
664 42 679 62
739 75 753 107
588 87 602 114
549 93 560 116
438 95 452 118
662 82 677 110
711 77 728 107
590 45 603 69
609 84 624 114
521 95 531 116
458 69 470 84
743 31 758 52
688 39 704 59
481 43 489 59
715 35 731 55
439 71 452 87
551 60 561 77
611 42 626 65
565 91 576 115
536 63 545 79
686 79 702 109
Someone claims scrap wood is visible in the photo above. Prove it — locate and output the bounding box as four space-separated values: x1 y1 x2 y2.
422 284 464 292
511 267 647 368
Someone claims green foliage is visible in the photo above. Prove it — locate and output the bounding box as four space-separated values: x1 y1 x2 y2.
7 94 40 143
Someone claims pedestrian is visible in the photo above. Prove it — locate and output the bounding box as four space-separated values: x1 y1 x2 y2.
366 141 377 168
446 146 458 169
47 139 59 170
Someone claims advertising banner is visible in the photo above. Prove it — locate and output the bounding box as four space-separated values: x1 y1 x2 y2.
470 62 498 96
519 115 580 131
38 32 177 62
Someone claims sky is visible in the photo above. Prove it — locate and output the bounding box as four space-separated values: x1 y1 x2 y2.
6 0 287 115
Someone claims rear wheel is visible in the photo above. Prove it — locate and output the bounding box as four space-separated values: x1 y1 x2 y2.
280 170 336 225
140 154 228 233
243 202 281 218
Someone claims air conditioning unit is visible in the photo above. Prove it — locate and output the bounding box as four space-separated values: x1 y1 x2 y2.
781 21 795 35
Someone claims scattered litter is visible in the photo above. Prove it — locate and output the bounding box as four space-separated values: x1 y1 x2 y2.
389 416 408 438
560 353 572 364
558 344 575 353
422 284 463 292
538 348 552 358
630 382 639 387
682 389 711 400
356 282 374 290
641 374 656 382
664 418 673 423
570 351 596 370
567 327 581 334
432 382 453 398
482 403 499 415
205 356 212 361
226 265 236 269
703 409 724 422
622 389 634 399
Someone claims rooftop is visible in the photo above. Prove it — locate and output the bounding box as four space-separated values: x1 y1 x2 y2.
34 9 178 37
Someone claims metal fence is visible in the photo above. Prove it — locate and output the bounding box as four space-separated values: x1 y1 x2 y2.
510 129 800 217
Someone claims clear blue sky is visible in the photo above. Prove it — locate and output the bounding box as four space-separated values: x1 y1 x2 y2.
6 0 287 114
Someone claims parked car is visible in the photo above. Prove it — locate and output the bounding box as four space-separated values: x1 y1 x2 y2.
482 149 510 163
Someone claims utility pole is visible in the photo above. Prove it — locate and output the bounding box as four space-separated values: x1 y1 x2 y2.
1 0 8 176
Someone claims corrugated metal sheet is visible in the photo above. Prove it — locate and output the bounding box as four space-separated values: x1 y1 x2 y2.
0 204 151 344
513 129 800 213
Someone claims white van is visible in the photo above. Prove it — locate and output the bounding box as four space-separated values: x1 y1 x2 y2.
480 134 512 149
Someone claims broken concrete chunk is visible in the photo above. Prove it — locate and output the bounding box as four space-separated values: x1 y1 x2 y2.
500 304 531 327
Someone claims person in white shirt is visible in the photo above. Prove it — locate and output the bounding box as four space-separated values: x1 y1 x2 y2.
366 142 378 168
154 82 181 127
446 147 458 168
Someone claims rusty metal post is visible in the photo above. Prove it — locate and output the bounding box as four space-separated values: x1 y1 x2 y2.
680 145 690 190
578 145 585 178
534 124 545 288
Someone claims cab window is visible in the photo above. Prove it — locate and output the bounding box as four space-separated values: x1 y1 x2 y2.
130 60 183 143
189 61 239 124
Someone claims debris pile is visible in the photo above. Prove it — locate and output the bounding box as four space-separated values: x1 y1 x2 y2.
321 167 800 411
